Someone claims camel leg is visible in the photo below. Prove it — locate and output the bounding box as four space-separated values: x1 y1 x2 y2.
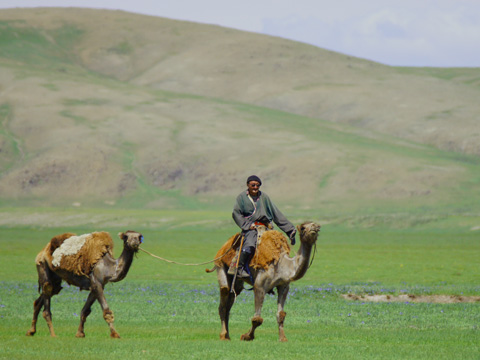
240 286 265 341
217 267 243 340
26 295 44 336
27 263 60 337
276 284 289 342
27 263 49 336
223 280 244 339
91 277 120 338
76 291 97 338
217 266 231 340
42 296 56 337
218 285 232 340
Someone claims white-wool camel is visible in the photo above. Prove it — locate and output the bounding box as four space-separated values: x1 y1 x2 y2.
26 230 143 338
207 221 321 342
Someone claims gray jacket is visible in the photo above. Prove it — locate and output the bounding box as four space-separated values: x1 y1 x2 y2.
232 190 295 236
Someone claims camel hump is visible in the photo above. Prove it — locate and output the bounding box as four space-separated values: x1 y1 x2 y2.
214 230 290 271
252 230 290 270
214 233 242 268
90 232 114 249
51 231 114 276
49 233 77 255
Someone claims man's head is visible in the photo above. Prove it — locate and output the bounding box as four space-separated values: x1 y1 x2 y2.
246 175 262 196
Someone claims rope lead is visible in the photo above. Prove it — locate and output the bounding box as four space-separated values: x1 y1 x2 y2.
138 234 241 266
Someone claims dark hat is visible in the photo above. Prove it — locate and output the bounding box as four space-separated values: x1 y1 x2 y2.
246 175 262 185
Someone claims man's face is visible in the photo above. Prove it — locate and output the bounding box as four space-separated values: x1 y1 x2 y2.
247 181 261 196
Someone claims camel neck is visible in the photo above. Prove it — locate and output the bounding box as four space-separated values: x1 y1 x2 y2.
291 241 313 281
110 248 135 282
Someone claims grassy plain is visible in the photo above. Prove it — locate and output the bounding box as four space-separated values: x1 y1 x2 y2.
1 9 479 358
0 209 479 359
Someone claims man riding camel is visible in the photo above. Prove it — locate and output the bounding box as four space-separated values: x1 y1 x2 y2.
232 175 297 278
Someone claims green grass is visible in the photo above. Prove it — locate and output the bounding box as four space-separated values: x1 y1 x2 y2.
395 66 480 87
62 98 111 106
0 22 82 66
108 41 134 55
59 110 87 125
1 281 479 359
0 211 479 359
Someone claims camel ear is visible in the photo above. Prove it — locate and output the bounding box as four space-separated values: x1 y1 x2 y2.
118 232 127 241
296 224 303 233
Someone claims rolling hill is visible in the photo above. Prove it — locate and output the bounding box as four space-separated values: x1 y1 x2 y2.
0 7 479 219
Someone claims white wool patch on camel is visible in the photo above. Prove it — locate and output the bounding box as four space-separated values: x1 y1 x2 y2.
52 234 91 267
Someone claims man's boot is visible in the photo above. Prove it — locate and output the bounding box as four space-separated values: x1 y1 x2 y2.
236 250 252 278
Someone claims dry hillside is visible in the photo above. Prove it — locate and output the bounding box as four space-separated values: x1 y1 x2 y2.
0 7 479 215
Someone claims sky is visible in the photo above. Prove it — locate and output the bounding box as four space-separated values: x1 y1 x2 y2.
1 0 480 67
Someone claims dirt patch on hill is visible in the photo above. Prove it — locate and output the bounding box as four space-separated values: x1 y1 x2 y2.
343 294 480 304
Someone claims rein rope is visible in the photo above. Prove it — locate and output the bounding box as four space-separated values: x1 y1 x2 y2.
138 234 241 266
138 233 318 268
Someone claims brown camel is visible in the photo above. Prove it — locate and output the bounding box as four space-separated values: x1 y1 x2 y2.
26 230 143 338
207 222 321 342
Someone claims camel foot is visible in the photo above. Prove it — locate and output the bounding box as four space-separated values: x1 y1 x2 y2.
75 331 85 338
110 331 121 339
26 329 35 337
240 333 255 341
219 333 230 341
240 316 263 341
279 337 288 342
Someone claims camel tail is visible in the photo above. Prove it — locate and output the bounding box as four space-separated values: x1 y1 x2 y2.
205 266 217 273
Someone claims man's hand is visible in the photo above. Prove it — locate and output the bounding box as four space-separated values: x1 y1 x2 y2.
288 229 296 245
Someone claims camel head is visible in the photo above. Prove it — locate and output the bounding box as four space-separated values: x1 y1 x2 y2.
297 222 321 245
118 230 143 252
